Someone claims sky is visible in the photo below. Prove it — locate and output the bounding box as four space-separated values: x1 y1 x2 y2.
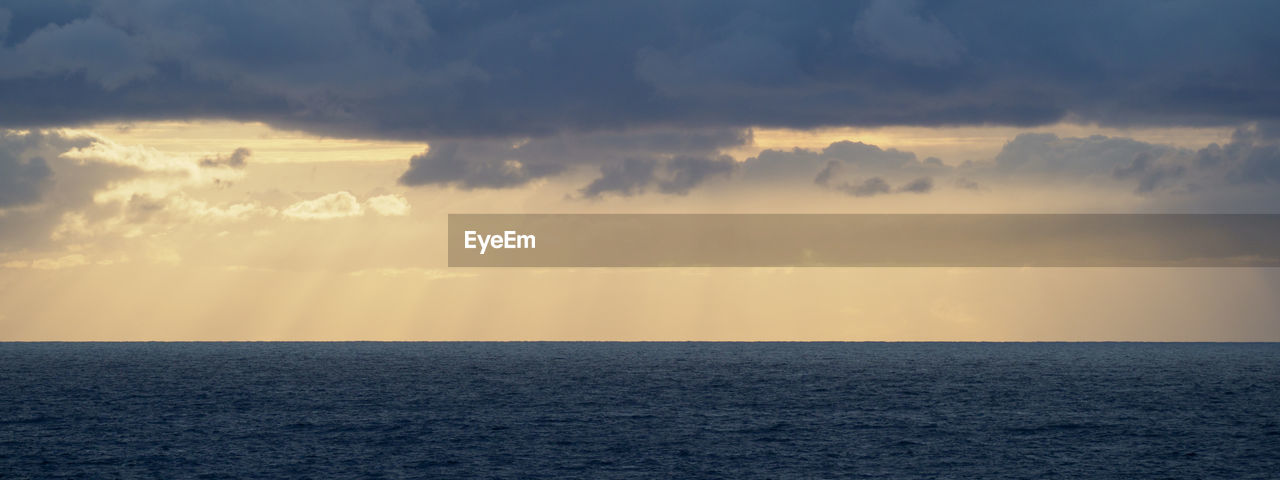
2 0 1279 340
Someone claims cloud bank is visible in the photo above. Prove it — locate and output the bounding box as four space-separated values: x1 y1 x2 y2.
1 0 1278 141
282 192 411 220
1 2 1278 203
698 122 1280 206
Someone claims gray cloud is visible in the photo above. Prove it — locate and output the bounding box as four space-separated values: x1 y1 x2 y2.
580 155 737 198
967 133 1192 194
987 133 1179 179
972 126 1280 195
1198 124 1280 185
738 124 1280 200
748 140 950 196
391 121 1280 199
0 132 55 207
657 155 738 195
954 177 983 191
580 158 657 198
836 177 891 197
747 140 944 184
813 159 933 197
812 160 839 187
400 128 749 190
2 1 1277 199
852 0 964 67
1112 153 1186 194
399 142 567 189
0 16 155 90
123 193 166 224
0 0 1276 202
897 176 933 194
199 147 251 169
0 0 1278 141
0 8 11 40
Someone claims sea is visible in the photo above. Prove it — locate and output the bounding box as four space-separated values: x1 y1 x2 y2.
1 342 1277 479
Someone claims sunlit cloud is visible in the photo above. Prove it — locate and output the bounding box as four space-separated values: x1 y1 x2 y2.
363 194 411 216
281 192 412 220
282 192 364 220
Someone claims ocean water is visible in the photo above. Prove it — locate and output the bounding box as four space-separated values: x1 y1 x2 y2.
1 343 1277 479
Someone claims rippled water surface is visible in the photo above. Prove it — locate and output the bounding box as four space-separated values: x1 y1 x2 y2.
2 342 1278 478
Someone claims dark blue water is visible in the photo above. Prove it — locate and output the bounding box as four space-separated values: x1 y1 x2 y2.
1 343 1278 479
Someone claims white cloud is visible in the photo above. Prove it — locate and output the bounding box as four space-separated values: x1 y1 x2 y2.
126 193 275 224
282 191 364 220
363 194 411 216
282 192 411 220
55 129 246 204
29 254 87 270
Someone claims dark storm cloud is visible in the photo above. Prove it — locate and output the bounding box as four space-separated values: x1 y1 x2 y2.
851 0 964 68
0 8 11 40
4 1 1280 198
1 0 1279 140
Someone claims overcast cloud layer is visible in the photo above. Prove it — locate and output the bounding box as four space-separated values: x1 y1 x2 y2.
2 0 1279 139
2 1 1279 200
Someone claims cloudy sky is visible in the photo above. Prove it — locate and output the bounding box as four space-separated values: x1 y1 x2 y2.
2 0 1279 340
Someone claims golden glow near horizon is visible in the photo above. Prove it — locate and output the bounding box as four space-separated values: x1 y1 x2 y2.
93 120 429 163
1 121 1277 341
